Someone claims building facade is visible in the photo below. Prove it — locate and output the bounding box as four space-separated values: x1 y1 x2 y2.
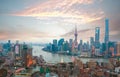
117 42 120 56
104 19 109 56
95 27 100 49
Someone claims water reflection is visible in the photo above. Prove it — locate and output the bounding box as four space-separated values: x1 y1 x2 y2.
32 46 108 63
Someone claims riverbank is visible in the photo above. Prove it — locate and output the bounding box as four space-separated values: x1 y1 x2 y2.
30 57 120 77
42 47 119 59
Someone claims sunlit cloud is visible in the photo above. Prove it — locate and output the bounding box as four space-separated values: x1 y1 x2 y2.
13 0 104 24
0 27 59 42
0 0 120 43
110 31 120 36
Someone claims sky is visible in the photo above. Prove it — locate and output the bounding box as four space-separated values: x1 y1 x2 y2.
0 0 120 43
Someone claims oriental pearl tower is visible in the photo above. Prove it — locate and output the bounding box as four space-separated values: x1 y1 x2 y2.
72 26 78 52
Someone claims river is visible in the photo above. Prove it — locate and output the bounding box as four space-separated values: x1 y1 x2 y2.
32 46 109 63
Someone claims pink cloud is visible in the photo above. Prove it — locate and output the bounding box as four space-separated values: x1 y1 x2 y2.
13 0 104 24
0 29 58 42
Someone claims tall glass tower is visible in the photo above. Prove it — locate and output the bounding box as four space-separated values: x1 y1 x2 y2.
90 37 94 47
104 19 109 56
105 19 109 43
95 27 100 48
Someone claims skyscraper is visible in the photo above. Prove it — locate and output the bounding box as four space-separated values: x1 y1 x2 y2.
14 40 20 56
7 40 11 51
117 42 120 56
78 40 83 52
90 37 94 47
53 39 57 46
0 44 3 52
58 38 64 46
58 38 64 51
105 19 109 43
104 19 109 56
80 40 83 45
52 39 58 51
69 39 73 47
95 27 100 48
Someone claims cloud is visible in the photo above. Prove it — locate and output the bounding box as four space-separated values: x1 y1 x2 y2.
0 25 58 42
13 0 104 24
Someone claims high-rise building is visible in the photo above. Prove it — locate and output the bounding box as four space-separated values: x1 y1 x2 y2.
69 39 73 47
95 27 100 48
0 44 3 52
63 41 69 51
22 43 28 67
52 39 58 52
102 43 106 53
90 37 94 47
8 40 11 44
14 40 20 56
117 42 120 56
26 45 33 67
7 40 11 51
90 37 95 56
83 43 87 52
104 19 109 55
69 39 73 52
58 38 64 51
53 39 57 46
87 41 90 50
78 40 83 52
80 40 83 45
58 38 64 46
21 43 33 68
105 19 109 43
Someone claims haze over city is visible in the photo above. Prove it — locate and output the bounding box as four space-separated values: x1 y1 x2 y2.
0 0 120 43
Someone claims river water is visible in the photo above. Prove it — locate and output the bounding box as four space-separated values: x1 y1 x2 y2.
32 46 109 63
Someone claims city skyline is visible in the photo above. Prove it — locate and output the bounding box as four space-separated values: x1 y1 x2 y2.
0 0 120 43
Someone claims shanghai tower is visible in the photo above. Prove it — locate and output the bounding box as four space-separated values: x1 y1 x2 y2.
104 19 109 55
105 19 109 43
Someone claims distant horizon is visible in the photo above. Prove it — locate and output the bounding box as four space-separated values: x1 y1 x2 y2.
0 0 120 43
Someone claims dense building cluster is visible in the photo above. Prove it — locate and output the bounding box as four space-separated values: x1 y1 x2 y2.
0 40 34 77
44 19 120 58
0 40 33 68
